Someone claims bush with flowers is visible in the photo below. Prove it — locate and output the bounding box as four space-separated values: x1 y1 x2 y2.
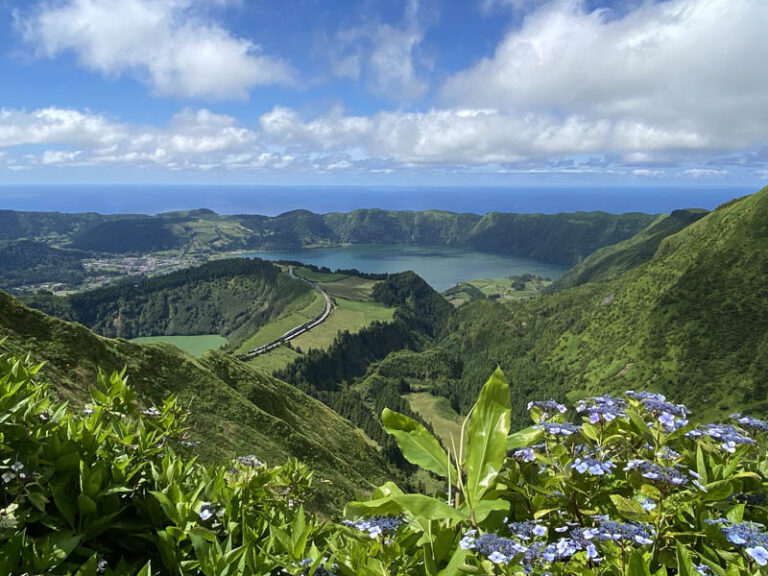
3 342 768 575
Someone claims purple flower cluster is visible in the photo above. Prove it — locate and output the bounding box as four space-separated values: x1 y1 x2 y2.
573 455 616 476
686 424 755 453
536 421 581 437
626 391 690 432
576 395 627 424
527 400 568 420
706 519 768 566
236 455 264 467
344 516 404 539
461 519 654 570
624 459 690 488
731 414 768 433
511 447 537 463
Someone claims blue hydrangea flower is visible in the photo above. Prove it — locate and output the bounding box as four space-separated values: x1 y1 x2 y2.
536 421 581 437
573 456 615 476
344 516 404 538
626 391 690 431
624 459 689 487
511 447 536 462
707 520 768 566
527 400 568 420
576 395 627 424
686 424 755 453
198 502 216 522
731 414 768 433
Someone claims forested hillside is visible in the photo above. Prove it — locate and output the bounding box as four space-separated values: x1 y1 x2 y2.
0 206 658 265
0 239 87 289
0 290 395 509
22 258 310 348
290 189 768 436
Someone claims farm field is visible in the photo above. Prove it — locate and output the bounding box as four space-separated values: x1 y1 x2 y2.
130 334 227 357
233 289 326 354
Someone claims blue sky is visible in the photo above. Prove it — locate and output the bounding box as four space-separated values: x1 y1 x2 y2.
0 0 766 187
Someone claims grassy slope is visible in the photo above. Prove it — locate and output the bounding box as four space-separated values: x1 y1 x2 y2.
0 291 394 510
362 188 768 431
554 209 709 289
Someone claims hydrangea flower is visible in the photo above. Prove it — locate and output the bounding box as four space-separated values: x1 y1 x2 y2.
236 455 264 467
706 520 768 566
624 459 689 487
626 391 690 432
198 502 216 522
576 395 627 424
527 400 568 420
686 424 755 453
141 406 161 417
510 447 536 462
536 421 581 437
506 520 548 540
573 456 616 476
343 516 404 538
731 414 768 433
582 520 655 545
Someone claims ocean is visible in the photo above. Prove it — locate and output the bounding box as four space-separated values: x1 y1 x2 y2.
0 185 755 215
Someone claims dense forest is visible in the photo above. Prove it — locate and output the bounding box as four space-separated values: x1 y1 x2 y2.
22 258 311 348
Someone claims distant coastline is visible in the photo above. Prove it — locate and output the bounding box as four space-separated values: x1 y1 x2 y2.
0 184 752 216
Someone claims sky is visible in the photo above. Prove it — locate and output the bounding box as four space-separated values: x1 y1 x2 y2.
0 0 767 187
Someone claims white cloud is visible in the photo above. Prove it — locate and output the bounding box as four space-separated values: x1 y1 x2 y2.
18 0 294 100
683 168 728 178
632 169 664 177
444 0 768 151
0 106 297 172
330 0 429 102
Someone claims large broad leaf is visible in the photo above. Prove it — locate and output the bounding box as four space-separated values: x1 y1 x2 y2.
464 368 511 508
506 426 543 450
382 408 452 478
345 494 463 523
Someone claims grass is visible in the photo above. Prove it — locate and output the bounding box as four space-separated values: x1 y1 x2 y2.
234 290 326 354
246 346 301 373
294 267 348 283
291 298 395 352
130 334 227 357
469 276 553 301
405 392 465 448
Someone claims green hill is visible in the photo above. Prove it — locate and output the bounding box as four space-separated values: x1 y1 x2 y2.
0 289 395 510
353 188 768 432
22 258 311 349
554 208 709 288
0 239 87 289
0 207 658 266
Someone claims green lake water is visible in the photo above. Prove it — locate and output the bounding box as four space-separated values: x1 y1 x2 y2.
245 244 568 292
130 335 227 357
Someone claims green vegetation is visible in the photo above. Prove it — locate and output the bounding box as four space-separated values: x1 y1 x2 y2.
0 240 87 290
130 334 227 357
233 289 326 354
6 351 768 576
443 274 553 307
350 188 768 435
22 258 310 349
0 207 657 267
555 208 709 289
0 291 395 509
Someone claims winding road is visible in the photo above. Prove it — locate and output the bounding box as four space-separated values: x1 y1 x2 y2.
236 266 333 360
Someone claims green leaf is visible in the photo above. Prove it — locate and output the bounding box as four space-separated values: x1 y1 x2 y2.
464 368 511 507
629 549 651 576
136 561 153 576
345 494 463 523
506 426 543 450
677 542 696 576
610 495 650 522
382 408 452 478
